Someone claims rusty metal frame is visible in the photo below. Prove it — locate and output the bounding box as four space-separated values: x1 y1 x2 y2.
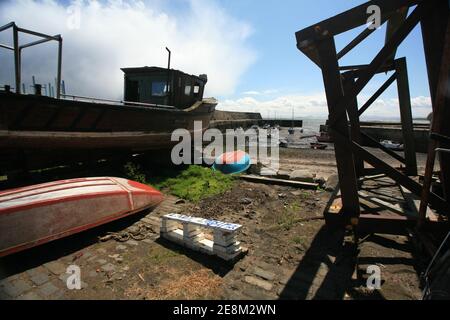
0 22 63 98
295 0 449 229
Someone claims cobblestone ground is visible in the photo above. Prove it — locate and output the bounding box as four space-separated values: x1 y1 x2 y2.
0 183 424 300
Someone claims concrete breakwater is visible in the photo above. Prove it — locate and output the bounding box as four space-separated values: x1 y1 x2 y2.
210 110 303 130
360 122 430 153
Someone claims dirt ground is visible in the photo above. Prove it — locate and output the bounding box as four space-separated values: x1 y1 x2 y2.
0 147 430 300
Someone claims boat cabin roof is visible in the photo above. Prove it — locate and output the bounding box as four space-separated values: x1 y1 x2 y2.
120 66 208 109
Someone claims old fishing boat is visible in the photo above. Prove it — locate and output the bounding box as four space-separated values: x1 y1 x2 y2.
0 23 217 174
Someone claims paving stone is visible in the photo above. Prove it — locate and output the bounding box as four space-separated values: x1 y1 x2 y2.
87 254 98 262
125 239 139 246
59 273 70 285
49 290 66 300
116 245 127 251
101 263 116 272
242 285 277 299
38 282 59 298
81 251 93 260
253 267 276 281
25 266 46 277
2 279 32 297
142 239 153 244
44 261 66 275
244 276 273 291
18 292 42 300
30 272 50 286
0 289 11 300
88 270 98 278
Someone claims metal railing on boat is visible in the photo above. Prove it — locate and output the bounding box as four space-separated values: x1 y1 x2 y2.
60 93 176 110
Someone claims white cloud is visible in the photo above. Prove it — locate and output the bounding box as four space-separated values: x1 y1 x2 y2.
242 89 279 96
0 0 256 99
218 93 432 120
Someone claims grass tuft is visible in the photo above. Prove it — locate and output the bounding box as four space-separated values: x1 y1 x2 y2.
155 165 235 202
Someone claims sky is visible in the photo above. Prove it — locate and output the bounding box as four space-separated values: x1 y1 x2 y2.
0 0 433 120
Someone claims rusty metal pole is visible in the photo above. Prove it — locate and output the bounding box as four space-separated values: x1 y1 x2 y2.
13 23 20 94
56 36 62 99
395 57 417 176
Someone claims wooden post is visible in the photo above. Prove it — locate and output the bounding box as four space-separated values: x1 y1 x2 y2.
395 57 417 176
317 38 360 224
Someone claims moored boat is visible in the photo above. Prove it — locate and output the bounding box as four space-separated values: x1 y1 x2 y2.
0 177 163 257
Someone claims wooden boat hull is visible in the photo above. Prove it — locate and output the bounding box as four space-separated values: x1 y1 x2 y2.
0 177 163 257
0 92 217 172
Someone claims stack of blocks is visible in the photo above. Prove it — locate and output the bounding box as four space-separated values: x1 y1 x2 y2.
160 213 243 261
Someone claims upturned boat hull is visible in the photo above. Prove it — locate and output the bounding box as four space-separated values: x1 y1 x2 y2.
0 177 164 257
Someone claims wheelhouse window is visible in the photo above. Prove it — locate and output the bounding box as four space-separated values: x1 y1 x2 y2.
152 81 169 96
193 85 200 95
184 85 191 95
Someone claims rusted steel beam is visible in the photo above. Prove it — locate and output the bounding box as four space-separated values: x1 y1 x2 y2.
329 5 423 130
420 5 450 222
337 27 376 60
358 72 397 116
0 22 15 33
341 63 395 79
13 24 20 94
317 38 360 222
333 130 449 214
56 37 62 99
384 6 409 63
344 76 364 177
0 43 14 50
395 57 417 176
295 0 421 65
20 37 55 50
16 27 59 41
360 131 406 164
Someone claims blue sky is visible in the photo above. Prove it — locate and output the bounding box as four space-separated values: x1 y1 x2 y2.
0 0 432 119
219 0 430 99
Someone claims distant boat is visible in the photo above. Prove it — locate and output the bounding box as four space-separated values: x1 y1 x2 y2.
380 140 404 150
212 150 251 174
310 142 327 150
0 177 163 257
316 131 333 143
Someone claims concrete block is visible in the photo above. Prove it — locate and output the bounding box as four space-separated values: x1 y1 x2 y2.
213 242 241 254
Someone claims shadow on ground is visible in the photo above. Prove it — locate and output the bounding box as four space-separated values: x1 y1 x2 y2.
155 237 235 277
0 209 151 279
